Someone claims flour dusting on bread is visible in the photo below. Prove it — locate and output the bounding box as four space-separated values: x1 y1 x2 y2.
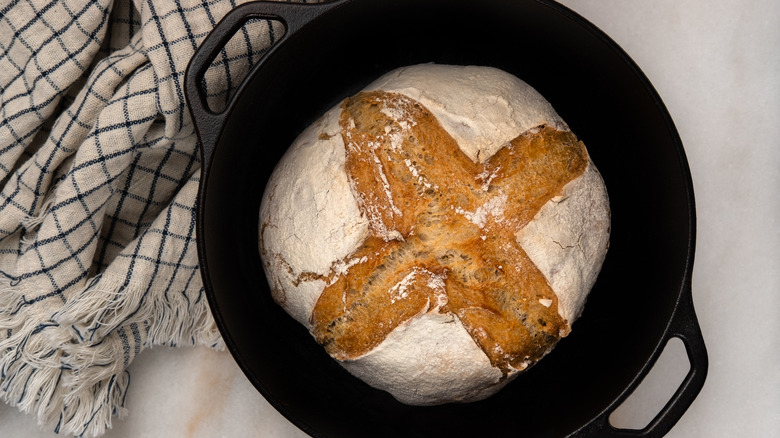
259 64 610 405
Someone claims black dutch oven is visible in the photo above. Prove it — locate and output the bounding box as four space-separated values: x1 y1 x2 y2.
184 1 708 436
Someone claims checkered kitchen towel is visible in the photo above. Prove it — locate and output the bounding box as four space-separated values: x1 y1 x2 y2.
0 0 292 435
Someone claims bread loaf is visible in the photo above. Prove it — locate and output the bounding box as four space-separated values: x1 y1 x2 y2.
258 64 610 405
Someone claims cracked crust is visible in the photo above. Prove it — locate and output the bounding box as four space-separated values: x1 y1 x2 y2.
311 91 585 375
258 64 610 405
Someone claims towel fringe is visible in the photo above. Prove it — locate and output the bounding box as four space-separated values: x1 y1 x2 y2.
59 333 128 394
53 271 221 349
58 371 129 438
0 281 142 437
0 282 69 432
52 273 143 343
0 356 65 429
50 270 222 395
147 288 224 349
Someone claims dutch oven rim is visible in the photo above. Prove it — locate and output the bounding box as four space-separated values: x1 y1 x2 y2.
185 1 708 437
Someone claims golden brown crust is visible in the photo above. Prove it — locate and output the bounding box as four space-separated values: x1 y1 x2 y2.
309 91 588 374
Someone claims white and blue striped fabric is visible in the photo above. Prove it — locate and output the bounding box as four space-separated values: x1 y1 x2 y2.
0 0 289 435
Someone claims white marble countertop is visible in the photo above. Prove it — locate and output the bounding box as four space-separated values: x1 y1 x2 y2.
2 0 778 436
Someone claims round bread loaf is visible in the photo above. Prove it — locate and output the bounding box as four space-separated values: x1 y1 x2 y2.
258 64 610 405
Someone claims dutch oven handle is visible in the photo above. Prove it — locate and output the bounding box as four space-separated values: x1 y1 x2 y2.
576 281 708 437
184 0 345 164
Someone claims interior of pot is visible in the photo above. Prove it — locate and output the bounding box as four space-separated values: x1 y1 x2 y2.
199 0 694 436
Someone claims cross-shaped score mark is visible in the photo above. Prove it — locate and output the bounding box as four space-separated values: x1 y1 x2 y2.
309 90 589 375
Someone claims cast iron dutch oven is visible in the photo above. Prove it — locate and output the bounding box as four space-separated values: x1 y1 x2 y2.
185 1 708 436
